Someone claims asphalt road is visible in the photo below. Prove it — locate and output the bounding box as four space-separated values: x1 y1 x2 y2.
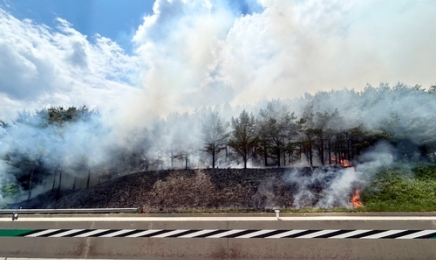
1 215 436 259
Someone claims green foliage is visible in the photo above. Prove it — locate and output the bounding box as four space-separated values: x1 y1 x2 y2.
1 106 97 194
360 164 436 212
413 165 436 180
256 101 298 166
46 106 91 125
13 106 95 128
201 111 229 168
229 110 259 168
0 182 19 198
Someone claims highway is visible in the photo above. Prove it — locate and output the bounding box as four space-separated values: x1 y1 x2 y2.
1 214 436 259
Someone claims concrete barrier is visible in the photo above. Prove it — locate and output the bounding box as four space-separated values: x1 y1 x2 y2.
1 216 436 259
2 237 436 260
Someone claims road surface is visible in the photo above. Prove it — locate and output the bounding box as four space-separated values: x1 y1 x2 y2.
1 214 436 259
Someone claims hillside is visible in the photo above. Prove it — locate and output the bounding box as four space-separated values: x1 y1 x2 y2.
10 168 338 212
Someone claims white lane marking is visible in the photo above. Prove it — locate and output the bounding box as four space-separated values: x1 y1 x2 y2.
178 229 218 238
125 229 162 238
5 216 436 222
74 229 109 237
360 230 406 239
329 230 372 239
207 229 246 238
236 229 276 238
396 230 436 239
296 229 340 238
99 229 136 237
266 230 307 238
49 229 85 237
25 229 60 237
152 229 189 238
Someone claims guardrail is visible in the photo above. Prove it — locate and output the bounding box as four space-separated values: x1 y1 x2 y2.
0 208 139 214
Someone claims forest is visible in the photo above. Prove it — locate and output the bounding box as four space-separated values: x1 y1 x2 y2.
0 83 435 205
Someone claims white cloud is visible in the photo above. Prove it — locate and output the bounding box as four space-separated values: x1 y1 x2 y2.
1 0 436 121
0 9 141 121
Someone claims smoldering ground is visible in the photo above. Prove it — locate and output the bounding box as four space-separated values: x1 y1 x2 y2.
283 142 396 209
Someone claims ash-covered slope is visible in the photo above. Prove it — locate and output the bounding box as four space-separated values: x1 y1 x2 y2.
12 167 348 211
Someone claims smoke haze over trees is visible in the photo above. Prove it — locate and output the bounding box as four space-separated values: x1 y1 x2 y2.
1 84 436 206
1 1 436 208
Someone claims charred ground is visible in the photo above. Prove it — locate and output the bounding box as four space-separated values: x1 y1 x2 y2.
8 167 347 211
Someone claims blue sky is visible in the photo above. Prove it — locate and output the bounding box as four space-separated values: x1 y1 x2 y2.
2 0 154 53
1 0 260 53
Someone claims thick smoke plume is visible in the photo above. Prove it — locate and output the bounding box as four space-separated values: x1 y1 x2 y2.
1 0 436 207
125 0 436 122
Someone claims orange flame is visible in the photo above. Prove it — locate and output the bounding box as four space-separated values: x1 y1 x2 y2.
340 159 352 167
350 166 363 208
351 189 363 208
332 158 364 208
331 157 352 167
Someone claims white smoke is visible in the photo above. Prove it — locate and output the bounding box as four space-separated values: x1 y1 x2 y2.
286 142 395 209
129 0 436 117
0 0 435 206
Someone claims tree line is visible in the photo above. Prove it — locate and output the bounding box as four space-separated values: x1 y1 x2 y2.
1 83 436 200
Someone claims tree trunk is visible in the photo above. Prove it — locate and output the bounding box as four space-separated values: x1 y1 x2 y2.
244 145 248 169
288 151 292 164
277 148 281 167
212 150 216 169
185 154 188 170
320 138 324 165
309 147 313 168
52 170 57 192
27 166 35 200
145 159 149 171
72 176 76 190
350 138 354 160
283 151 286 166
299 144 302 160
171 152 174 168
419 145 429 161
263 142 268 166
328 140 331 165
86 169 91 189
56 170 63 200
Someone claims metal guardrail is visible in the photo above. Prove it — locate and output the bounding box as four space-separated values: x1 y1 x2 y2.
0 208 139 214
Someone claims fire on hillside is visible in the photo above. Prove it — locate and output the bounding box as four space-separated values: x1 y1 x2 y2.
335 158 363 208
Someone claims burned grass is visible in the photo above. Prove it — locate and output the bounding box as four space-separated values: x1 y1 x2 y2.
8 164 436 212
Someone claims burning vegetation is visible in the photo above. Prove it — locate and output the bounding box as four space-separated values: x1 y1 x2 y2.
4 168 365 211
351 189 363 208
1 85 436 210
338 160 363 208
